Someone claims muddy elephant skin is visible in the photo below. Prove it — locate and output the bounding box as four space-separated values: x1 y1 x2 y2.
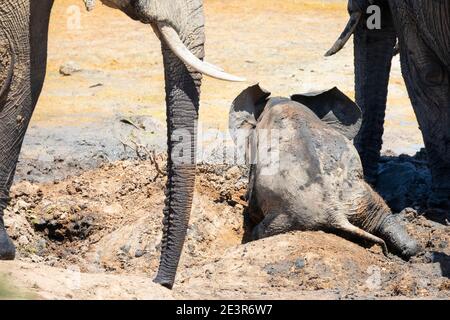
230 84 421 259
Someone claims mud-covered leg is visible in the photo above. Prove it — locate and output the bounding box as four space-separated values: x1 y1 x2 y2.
390 2 450 209
0 1 54 260
252 213 292 240
334 219 388 255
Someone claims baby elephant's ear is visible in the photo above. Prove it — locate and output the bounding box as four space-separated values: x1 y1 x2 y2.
229 84 271 144
291 87 362 140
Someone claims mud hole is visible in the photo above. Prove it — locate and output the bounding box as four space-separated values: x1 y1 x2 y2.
1 159 449 300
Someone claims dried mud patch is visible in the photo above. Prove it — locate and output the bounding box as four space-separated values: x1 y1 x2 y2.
5 160 247 275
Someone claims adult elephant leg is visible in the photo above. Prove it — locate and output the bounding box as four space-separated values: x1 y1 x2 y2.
0 0 54 260
153 32 204 288
353 1 397 185
390 2 450 209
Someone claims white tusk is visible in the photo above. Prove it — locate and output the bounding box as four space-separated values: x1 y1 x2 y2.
203 61 225 72
325 12 362 57
157 23 246 82
393 41 400 56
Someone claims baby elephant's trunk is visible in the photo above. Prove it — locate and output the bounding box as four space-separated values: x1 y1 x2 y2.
354 186 421 260
375 215 421 260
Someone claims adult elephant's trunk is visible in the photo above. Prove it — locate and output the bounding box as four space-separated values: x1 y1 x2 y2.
96 0 243 289
153 27 204 289
352 2 397 185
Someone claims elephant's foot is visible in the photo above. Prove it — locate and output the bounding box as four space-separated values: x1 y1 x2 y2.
355 134 383 187
426 188 450 225
376 215 421 260
427 188 450 211
0 218 15 260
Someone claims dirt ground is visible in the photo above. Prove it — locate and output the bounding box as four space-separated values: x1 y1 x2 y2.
2 160 449 300
1 0 448 300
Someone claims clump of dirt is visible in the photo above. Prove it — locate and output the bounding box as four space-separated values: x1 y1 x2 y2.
4 159 247 274
2 159 449 299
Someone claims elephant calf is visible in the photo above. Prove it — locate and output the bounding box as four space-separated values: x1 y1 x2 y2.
229 85 420 259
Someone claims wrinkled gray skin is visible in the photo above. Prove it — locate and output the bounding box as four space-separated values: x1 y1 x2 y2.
0 0 206 289
342 0 450 210
230 84 421 259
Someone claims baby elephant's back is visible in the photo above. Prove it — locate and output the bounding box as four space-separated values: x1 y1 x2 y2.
253 99 364 226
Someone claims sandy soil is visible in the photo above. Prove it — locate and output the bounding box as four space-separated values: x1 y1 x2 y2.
1 0 447 300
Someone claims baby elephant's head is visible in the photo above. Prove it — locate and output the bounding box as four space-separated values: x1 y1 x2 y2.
228 84 363 161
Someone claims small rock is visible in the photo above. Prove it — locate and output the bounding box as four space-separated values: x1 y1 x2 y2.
226 166 241 180
59 61 81 76
399 207 418 222
422 251 434 263
35 239 47 256
33 218 47 231
294 258 306 271
120 244 131 254
263 261 292 275
66 184 77 195
14 199 30 212
134 249 145 258
18 235 29 246
438 241 448 249
11 181 39 197
205 268 213 279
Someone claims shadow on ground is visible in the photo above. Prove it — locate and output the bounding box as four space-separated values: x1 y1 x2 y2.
377 149 448 220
